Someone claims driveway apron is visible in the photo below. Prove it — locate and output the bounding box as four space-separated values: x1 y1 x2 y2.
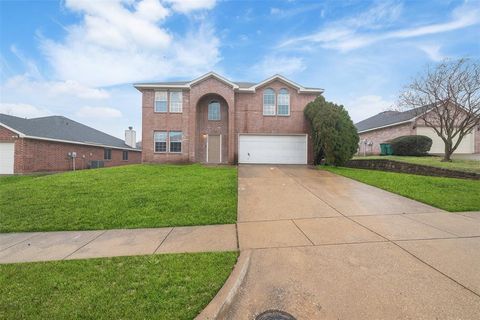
228 165 480 319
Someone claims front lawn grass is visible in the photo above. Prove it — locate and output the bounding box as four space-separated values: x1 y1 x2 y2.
0 252 237 320
322 166 480 212
0 164 237 232
353 155 480 174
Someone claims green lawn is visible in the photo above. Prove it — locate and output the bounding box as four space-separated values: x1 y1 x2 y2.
0 164 237 232
0 252 237 320
353 155 480 174
322 166 480 212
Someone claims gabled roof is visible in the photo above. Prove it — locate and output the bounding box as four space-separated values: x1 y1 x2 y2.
133 72 323 94
355 105 431 133
0 113 139 151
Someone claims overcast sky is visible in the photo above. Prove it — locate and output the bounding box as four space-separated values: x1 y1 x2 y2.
1 0 479 140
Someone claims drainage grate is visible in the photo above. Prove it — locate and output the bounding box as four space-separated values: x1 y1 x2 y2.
255 309 296 320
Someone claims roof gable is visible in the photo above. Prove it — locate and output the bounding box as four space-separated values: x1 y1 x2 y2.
133 72 323 93
189 72 239 89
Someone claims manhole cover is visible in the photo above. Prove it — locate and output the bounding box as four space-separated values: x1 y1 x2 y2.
255 309 296 320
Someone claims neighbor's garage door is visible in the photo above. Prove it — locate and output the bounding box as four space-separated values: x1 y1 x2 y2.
238 134 307 164
417 127 475 154
0 143 15 174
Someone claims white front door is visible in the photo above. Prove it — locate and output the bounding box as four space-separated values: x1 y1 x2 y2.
0 143 15 174
238 134 307 164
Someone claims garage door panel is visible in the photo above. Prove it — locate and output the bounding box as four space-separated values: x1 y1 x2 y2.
239 135 307 164
417 127 474 154
0 143 15 174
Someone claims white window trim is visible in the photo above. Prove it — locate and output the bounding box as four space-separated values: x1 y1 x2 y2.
153 131 168 153
154 90 168 113
277 89 290 116
208 100 221 121
263 88 276 116
168 131 183 153
169 91 183 113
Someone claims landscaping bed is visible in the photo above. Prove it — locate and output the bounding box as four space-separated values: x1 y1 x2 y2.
0 164 237 232
0 252 237 320
322 166 480 212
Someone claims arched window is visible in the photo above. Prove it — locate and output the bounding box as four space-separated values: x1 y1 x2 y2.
277 88 290 116
208 100 221 120
263 88 275 115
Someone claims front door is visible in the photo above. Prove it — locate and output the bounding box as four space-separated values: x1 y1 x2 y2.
207 135 221 163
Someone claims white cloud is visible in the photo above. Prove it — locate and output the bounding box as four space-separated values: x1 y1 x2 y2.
3 75 109 100
40 0 220 87
346 95 394 122
418 44 445 62
0 103 50 118
165 0 216 13
251 56 306 78
279 2 480 52
75 106 122 118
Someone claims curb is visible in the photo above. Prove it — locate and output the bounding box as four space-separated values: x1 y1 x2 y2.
196 250 252 320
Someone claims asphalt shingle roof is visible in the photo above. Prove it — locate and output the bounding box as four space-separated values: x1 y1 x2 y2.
355 106 430 132
0 113 138 150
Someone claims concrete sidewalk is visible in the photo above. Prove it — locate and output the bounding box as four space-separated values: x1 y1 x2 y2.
0 224 237 264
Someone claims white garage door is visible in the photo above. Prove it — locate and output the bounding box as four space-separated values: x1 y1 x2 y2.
239 134 307 164
417 127 475 154
0 143 15 174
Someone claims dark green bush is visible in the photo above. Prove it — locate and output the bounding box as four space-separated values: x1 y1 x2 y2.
304 96 359 166
390 135 433 156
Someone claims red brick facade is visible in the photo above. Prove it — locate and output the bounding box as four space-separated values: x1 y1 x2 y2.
0 125 141 173
140 75 320 164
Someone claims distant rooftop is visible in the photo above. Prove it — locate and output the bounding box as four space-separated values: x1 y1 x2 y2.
0 113 139 150
355 106 431 132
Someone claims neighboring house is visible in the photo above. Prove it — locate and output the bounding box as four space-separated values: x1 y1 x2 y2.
356 107 480 155
0 114 141 174
134 72 323 164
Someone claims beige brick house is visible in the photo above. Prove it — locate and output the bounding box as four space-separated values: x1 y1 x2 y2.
134 72 323 164
356 109 480 155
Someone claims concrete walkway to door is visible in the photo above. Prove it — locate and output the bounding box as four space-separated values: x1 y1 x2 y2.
224 165 480 319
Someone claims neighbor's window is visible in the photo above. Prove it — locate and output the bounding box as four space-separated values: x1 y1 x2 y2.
122 150 128 161
263 88 275 115
104 148 112 160
154 91 168 112
169 91 183 112
169 131 182 153
277 88 290 116
208 101 221 120
154 131 167 152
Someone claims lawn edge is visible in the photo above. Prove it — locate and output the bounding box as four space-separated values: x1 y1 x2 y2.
196 250 252 319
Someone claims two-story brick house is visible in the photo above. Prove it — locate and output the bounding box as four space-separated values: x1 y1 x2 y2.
134 72 323 164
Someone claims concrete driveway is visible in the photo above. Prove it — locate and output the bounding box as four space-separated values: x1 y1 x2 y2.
228 165 480 319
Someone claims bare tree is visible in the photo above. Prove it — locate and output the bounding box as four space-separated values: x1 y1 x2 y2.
398 58 480 161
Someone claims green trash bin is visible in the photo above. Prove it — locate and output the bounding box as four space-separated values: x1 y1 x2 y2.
385 144 393 155
379 143 387 155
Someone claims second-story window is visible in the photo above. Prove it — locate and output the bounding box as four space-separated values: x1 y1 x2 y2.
208 101 221 120
154 91 168 112
263 88 276 115
277 88 290 116
169 91 183 113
